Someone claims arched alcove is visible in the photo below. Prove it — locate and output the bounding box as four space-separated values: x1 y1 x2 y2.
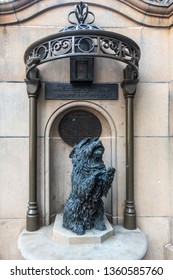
44 101 117 226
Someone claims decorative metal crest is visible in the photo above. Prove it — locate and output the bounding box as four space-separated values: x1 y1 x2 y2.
24 2 141 79
61 1 102 32
68 2 95 25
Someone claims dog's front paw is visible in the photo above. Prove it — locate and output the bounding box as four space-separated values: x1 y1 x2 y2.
94 221 106 231
73 224 85 235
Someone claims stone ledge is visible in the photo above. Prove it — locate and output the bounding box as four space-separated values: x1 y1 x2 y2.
53 214 113 244
18 222 148 260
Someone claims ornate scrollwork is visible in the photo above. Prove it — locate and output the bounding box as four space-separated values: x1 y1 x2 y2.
25 33 140 78
26 37 72 70
60 24 102 32
25 2 140 79
100 37 139 66
51 38 72 56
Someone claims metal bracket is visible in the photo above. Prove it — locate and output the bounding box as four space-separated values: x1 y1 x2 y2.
25 67 41 98
121 65 139 98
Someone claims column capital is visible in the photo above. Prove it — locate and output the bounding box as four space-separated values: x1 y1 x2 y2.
25 67 41 98
121 65 139 98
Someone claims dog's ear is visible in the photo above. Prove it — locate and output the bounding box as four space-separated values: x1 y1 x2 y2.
69 137 92 158
69 146 76 158
78 137 91 149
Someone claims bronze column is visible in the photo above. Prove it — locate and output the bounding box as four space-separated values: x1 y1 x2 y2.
121 65 138 230
25 68 40 231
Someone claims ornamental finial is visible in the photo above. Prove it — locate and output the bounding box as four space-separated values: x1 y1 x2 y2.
68 2 95 25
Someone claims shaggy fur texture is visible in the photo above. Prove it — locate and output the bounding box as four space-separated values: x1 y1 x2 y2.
63 137 115 235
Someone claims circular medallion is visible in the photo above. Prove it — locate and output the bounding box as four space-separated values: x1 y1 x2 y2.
77 37 94 52
58 110 102 146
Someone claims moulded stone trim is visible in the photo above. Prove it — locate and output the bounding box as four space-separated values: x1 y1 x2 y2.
144 0 171 6
0 0 173 27
0 0 39 14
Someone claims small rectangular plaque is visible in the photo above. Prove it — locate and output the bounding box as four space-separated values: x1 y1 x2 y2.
45 83 118 100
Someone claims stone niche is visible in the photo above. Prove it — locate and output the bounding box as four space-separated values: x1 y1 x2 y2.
44 101 117 225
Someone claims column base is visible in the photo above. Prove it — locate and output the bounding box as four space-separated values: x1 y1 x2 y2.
26 202 39 231
26 215 39 231
124 212 136 230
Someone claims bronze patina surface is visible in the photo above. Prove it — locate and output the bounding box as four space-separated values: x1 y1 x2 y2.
45 82 118 100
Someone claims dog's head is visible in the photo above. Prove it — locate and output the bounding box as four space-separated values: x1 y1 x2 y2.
69 137 105 166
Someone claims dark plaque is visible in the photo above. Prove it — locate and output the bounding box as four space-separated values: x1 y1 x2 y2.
45 83 118 100
58 110 102 146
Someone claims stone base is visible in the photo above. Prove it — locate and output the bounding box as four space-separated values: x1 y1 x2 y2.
53 214 113 244
18 218 148 260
